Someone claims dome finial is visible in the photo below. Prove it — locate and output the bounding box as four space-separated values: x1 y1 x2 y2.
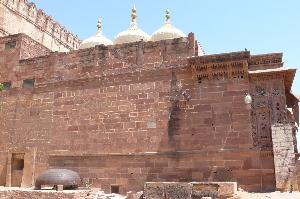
149 9 186 42
79 17 113 49
97 17 102 33
131 5 137 23
113 4 150 44
166 9 171 23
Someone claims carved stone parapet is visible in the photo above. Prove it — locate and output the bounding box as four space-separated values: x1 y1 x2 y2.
189 51 249 83
249 53 283 67
249 68 296 93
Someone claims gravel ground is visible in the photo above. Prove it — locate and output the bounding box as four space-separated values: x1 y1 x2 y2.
237 191 300 199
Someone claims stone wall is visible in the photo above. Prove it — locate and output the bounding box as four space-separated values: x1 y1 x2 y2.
0 34 50 83
249 67 299 191
272 124 298 191
19 33 51 59
48 150 274 193
0 33 295 193
0 0 80 51
248 53 283 71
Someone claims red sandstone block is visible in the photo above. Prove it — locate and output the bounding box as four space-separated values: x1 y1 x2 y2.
136 104 151 111
193 104 212 112
231 101 246 108
224 160 244 168
135 122 146 129
223 90 244 97
231 107 248 115
118 105 132 111
65 123 79 131
53 110 68 116
226 81 248 89
232 123 251 132
136 99 155 104
212 102 232 113
203 92 223 99
138 94 148 99
214 113 231 124
123 122 136 129
54 92 63 98
63 100 75 106
88 124 98 131
232 114 250 123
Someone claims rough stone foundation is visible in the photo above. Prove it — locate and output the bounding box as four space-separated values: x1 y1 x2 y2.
272 124 298 191
0 187 90 199
144 182 237 199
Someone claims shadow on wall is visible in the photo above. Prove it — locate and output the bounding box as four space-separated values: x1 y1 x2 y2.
0 158 7 186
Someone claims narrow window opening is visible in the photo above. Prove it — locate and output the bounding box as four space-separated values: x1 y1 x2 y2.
111 185 119 194
5 41 16 50
22 79 35 88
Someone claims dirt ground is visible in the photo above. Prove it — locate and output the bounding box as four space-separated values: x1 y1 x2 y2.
236 191 300 199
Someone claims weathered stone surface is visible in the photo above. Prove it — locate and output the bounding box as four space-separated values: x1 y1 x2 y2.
191 182 237 199
272 124 298 191
192 183 219 199
144 182 237 199
0 188 89 199
0 1 80 51
144 183 165 199
164 183 192 199
0 24 298 195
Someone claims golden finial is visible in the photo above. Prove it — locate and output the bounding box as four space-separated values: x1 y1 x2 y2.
166 9 171 23
131 5 137 23
97 17 102 33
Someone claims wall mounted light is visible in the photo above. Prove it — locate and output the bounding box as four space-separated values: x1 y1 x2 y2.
244 93 252 110
244 93 252 105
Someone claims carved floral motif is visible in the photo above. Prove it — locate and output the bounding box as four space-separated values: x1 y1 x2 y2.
250 78 286 148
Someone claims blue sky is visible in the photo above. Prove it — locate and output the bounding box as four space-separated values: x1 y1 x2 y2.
32 0 299 94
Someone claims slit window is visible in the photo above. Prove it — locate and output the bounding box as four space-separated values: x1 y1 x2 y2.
5 41 16 50
22 79 35 88
111 185 120 194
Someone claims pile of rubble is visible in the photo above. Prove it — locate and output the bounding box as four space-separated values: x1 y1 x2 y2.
85 190 142 199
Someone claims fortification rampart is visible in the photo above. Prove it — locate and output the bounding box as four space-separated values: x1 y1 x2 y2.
0 32 298 193
0 33 197 88
0 0 80 51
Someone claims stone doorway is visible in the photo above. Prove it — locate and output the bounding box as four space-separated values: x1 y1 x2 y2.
11 153 24 187
6 148 37 188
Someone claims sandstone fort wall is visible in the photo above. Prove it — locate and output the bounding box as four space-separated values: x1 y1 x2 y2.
0 33 279 193
0 0 80 51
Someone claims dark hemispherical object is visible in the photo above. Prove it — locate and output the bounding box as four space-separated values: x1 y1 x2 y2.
35 169 81 190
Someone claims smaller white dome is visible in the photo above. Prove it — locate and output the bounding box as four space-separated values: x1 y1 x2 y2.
114 5 150 45
150 10 186 42
79 18 113 49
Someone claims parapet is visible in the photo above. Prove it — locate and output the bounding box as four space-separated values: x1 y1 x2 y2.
0 0 81 51
189 51 250 83
249 53 283 71
10 33 197 88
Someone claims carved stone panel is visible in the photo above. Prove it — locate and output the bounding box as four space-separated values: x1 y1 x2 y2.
250 78 286 148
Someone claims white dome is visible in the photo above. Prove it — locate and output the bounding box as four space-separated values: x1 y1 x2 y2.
150 10 186 42
114 6 150 45
79 18 112 49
